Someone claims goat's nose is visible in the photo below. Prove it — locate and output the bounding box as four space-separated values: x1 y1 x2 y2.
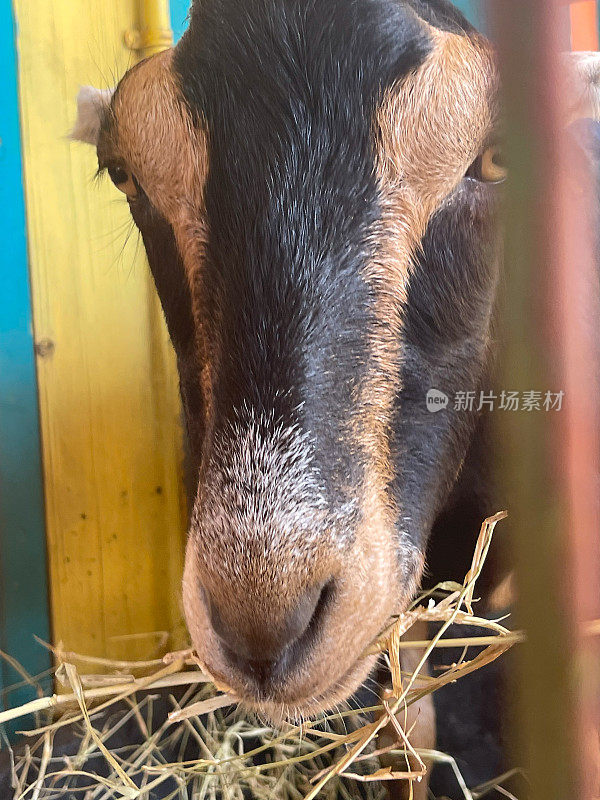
206 582 331 677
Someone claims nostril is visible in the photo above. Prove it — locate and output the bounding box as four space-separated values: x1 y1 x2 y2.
204 578 336 681
283 579 333 650
304 578 335 642
203 591 233 651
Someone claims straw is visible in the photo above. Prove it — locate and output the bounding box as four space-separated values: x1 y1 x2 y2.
0 512 540 800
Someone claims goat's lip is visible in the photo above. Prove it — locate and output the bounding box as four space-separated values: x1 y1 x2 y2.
213 650 378 724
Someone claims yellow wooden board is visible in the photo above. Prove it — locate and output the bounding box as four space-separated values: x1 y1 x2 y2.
13 0 188 663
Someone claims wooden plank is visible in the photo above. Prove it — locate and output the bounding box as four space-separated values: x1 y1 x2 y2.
0 0 51 722
13 0 188 664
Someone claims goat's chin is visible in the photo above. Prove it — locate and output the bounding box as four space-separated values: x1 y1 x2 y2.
239 654 379 728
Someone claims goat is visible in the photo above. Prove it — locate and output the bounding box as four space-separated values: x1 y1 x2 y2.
72 1 600 795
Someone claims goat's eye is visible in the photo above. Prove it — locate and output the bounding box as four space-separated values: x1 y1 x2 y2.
466 145 507 184
107 165 138 197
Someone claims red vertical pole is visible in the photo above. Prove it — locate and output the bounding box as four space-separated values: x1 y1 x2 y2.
557 53 600 800
492 1 600 798
569 1 599 51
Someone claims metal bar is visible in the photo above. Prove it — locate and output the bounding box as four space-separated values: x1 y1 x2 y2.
139 0 172 56
492 2 600 798
570 1 599 51
126 0 173 58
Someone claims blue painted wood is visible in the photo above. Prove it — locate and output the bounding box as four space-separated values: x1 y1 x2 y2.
0 0 51 734
168 1 489 42
453 0 487 31
168 1 487 38
170 0 191 41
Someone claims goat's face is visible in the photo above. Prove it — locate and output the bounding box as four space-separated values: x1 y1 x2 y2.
79 0 502 720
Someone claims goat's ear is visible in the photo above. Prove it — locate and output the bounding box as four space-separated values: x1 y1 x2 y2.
564 52 600 122
70 86 114 146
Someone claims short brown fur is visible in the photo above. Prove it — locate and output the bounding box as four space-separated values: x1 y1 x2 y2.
353 26 497 628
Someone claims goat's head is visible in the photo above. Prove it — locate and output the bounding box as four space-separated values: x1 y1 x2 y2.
75 0 505 721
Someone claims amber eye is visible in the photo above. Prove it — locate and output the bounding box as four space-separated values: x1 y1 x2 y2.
107 165 138 197
466 145 507 184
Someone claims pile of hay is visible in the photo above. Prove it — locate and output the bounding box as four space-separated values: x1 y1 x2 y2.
1 512 524 800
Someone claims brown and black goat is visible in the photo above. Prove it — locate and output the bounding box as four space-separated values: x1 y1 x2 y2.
72 0 600 794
